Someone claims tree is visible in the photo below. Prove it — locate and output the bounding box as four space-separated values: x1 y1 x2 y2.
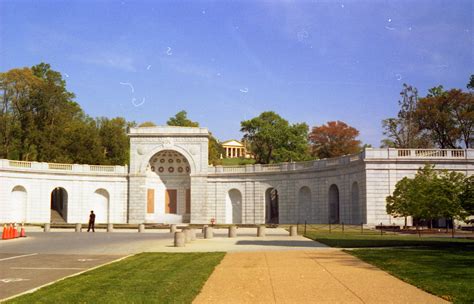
240 111 310 164
166 110 199 127
460 175 474 219
97 117 133 165
381 84 432 148
467 74 474 91
166 110 223 165
309 121 361 159
386 164 468 228
415 88 473 148
138 121 156 127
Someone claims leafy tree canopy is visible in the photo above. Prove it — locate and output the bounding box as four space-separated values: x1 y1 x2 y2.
309 120 361 159
241 111 311 164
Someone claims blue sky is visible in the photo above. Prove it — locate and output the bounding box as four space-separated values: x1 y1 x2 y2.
0 0 472 146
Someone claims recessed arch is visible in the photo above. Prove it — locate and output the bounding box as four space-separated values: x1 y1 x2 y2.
328 184 340 224
10 185 27 222
298 186 311 223
51 187 68 223
93 188 110 223
265 188 279 224
140 145 197 175
226 188 242 224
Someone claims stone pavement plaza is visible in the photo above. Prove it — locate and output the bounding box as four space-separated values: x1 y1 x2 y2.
0 227 447 303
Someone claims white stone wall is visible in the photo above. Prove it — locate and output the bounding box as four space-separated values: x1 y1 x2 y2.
0 164 128 224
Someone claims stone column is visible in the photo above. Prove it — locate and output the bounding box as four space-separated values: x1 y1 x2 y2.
290 226 297 236
204 226 213 239
170 224 177 233
228 225 237 238
128 175 147 224
174 232 185 247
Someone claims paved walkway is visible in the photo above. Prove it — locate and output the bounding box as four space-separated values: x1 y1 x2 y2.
194 250 447 304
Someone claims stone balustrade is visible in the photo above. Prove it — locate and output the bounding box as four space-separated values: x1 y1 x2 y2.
0 159 127 174
208 148 473 174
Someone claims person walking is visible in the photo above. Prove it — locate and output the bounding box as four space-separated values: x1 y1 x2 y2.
87 210 96 232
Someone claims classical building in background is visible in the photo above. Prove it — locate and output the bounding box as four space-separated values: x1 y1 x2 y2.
1 126 473 226
221 139 252 158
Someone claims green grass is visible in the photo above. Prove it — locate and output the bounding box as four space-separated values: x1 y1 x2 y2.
349 247 474 304
301 224 474 248
8 252 225 304
220 158 255 166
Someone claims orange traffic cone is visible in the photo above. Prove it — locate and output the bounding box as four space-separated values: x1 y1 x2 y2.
8 224 14 239
14 224 18 238
20 223 26 237
1 224 7 240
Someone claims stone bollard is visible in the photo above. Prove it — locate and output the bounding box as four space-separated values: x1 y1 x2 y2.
290 226 297 237
204 226 213 239
44 223 50 232
228 226 237 238
107 223 114 232
257 225 266 237
170 224 177 233
75 223 82 232
138 223 145 233
202 225 208 234
174 232 185 247
190 229 196 241
183 228 191 243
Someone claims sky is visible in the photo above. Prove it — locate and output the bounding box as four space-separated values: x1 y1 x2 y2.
0 0 472 146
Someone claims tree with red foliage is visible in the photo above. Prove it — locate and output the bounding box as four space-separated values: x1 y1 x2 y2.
309 121 361 159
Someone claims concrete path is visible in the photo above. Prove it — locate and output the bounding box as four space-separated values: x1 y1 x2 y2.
194 250 447 304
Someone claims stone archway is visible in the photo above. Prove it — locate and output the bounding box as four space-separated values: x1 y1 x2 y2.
51 187 68 223
10 185 27 223
93 189 110 223
328 184 340 224
265 188 279 224
226 189 242 224
146 150 191 223
298 186 311 223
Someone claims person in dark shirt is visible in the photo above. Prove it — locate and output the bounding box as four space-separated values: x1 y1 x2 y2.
87 210 96 232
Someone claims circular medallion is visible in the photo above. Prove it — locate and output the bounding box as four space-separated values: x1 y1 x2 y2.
168 167 175 173
151 166 155 172
158 167 164 173
160 159 165 163
178 167 183 173
186 166 190 172
168 159 174 163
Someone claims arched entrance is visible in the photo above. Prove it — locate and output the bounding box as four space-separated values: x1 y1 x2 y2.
226 189 242 224
10 186 27 222
51 187 68 223
93 189 109 223
147 150 191 223
265 188 279 224
328 184 340 224
351 182 360 224
298 186 311 223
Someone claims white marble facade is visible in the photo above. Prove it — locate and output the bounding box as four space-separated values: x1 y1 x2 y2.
0 126 473 226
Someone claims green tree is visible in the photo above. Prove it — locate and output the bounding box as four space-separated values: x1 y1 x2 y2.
240 111 310 164
166 110 199 127
460 175 474 218
416 88 473 148
97 117 132 165
138 121 156 127
467 74 474 91
386 164 468 227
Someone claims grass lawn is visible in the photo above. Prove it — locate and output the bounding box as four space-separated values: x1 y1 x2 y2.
349 247 474 304
302 226 474 303
8 252 225 304
220 158 255 166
